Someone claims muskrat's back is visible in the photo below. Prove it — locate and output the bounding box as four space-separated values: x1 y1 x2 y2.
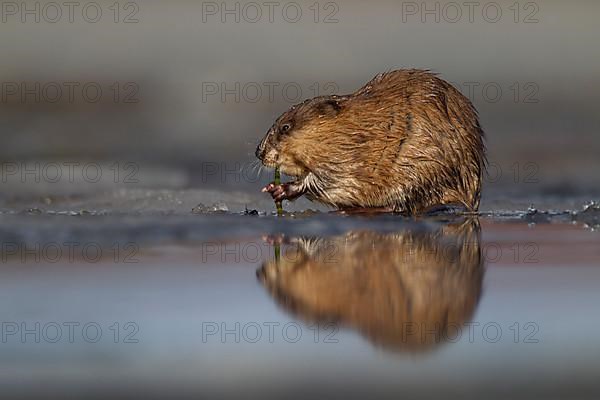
257 69 486 214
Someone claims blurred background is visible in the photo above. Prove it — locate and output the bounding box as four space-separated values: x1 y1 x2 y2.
1 0 599 209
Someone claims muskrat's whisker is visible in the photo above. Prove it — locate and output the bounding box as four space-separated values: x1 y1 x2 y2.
251 160 261 176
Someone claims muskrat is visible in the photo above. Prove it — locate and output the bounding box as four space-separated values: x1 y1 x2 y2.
256 69 486 214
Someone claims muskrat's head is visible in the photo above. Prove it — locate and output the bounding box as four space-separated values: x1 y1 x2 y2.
255 95 345 178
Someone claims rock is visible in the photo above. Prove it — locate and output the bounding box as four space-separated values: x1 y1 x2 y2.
191 202 229 214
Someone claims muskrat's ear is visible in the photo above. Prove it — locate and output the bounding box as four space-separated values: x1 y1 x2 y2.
316 99 342 117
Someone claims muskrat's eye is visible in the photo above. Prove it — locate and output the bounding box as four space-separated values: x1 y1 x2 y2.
280 123 291 134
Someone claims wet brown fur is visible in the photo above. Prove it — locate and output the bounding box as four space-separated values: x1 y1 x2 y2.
256 69 486 214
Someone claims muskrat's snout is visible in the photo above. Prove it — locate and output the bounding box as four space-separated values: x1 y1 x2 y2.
255 142 265 161
255 128 271 161
255 132 268 160
256 128 279 167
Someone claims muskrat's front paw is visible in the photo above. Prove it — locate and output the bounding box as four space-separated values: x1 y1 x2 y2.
261 182 303 201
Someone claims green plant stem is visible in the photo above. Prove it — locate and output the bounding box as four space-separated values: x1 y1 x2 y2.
274 243 281 263
274 167 283 216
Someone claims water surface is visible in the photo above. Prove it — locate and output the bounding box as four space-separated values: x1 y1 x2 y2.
1 206 599 399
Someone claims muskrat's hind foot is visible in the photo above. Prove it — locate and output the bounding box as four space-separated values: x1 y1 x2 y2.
262 181 305 202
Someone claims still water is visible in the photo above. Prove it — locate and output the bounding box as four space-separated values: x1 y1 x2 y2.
0 213 599 399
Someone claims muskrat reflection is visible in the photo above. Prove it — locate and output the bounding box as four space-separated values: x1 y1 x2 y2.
257 218 483 352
